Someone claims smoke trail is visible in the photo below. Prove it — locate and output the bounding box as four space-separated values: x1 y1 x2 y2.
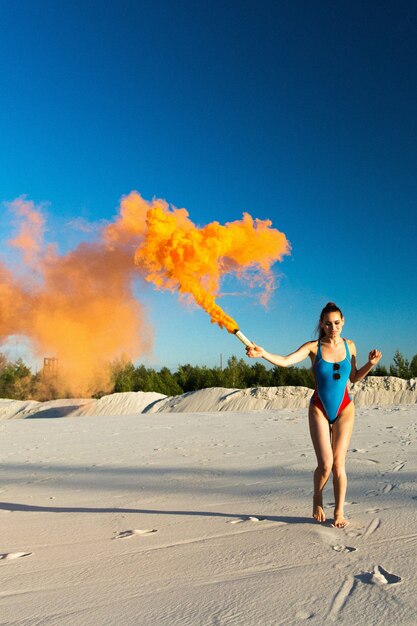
132 194 290 331
0 191 290 397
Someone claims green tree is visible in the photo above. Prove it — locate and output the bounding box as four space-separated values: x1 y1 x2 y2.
296 367 315 389
0 358 33 400
0 353 8 374
390 350 410 379
223 356 251 388
113 361 136 392
155 367 183 395
174 363 199 392
410 354 417 378
246 362 272 387
269 366 285 386
133 365 158 392
373 364 389 376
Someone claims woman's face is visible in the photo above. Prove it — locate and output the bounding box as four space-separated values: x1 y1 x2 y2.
321 312 344 339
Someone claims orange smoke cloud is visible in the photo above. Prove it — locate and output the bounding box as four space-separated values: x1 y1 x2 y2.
132 195 290 332
1 197 151 397
6 197 46 266
1 191 290 397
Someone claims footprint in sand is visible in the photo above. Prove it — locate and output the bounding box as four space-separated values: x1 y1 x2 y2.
228 516 266 524
347 517 381 539
113 529 158 539
363 517 381 538
355 565 402 585
0 552 32 560
392 462 405 472
295 610 316 620
332 544 357 553
327 577 355 620
382 483 395 493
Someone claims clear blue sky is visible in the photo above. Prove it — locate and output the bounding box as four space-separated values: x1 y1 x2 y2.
1 0 416 370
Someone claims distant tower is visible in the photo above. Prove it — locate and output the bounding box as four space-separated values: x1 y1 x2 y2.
43 357 59 376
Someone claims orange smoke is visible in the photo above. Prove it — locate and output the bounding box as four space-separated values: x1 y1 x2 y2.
132 196 290 332
1 192 290 397
7 197 46 266
1 197 151 397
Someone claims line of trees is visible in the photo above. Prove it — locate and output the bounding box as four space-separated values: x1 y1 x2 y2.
0 350 416 401
111 356 316 397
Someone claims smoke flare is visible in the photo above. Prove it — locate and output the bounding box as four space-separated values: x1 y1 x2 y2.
1 192 290 397
133 196 290 332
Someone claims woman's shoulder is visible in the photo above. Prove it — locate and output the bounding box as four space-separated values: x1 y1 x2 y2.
344 338 357 354
304 339 319 354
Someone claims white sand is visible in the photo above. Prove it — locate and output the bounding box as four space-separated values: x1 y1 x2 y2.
1 383 417 624
1 377 416 420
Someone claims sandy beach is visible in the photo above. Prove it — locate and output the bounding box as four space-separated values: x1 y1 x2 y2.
1 381 417 625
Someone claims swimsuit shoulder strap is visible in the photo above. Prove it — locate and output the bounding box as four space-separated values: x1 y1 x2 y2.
343 338 351 361
316 340 322 360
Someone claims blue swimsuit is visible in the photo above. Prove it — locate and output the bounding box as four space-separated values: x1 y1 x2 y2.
311 339 352 424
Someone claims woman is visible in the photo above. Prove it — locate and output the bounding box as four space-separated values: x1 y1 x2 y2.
246 302 382 528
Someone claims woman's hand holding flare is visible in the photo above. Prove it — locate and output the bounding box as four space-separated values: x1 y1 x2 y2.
246 343 265 359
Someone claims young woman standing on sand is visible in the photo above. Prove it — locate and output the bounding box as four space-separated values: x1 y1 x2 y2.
246 302 382 528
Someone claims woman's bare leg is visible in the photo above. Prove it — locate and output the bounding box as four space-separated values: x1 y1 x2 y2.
309 405 333 522
331 402 355 527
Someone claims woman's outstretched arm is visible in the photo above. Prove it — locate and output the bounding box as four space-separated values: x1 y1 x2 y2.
246 341 315 368
349 341 382 382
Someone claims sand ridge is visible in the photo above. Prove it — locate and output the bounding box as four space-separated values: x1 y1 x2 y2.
0 376 416 420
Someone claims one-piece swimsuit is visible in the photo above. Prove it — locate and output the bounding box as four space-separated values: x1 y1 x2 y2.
311 339 352 424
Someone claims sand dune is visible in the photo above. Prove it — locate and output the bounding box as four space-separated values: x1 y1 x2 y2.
350 375 417 406
0 397 91 420
0 376 416 420
77 391 166 417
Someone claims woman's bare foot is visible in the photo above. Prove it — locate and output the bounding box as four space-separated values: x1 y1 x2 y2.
313 495 326 522
333 510 349 528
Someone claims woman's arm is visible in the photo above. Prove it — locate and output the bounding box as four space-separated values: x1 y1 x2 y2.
349 341 382 383
246 341 315 368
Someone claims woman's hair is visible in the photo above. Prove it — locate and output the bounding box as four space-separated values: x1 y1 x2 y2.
316 302 344 339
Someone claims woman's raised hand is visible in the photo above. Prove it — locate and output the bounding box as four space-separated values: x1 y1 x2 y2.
368 349 382 366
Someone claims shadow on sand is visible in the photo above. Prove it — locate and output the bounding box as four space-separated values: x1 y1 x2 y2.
0 501 313 524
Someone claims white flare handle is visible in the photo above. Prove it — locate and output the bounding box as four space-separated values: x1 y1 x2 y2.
234 329 254 347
